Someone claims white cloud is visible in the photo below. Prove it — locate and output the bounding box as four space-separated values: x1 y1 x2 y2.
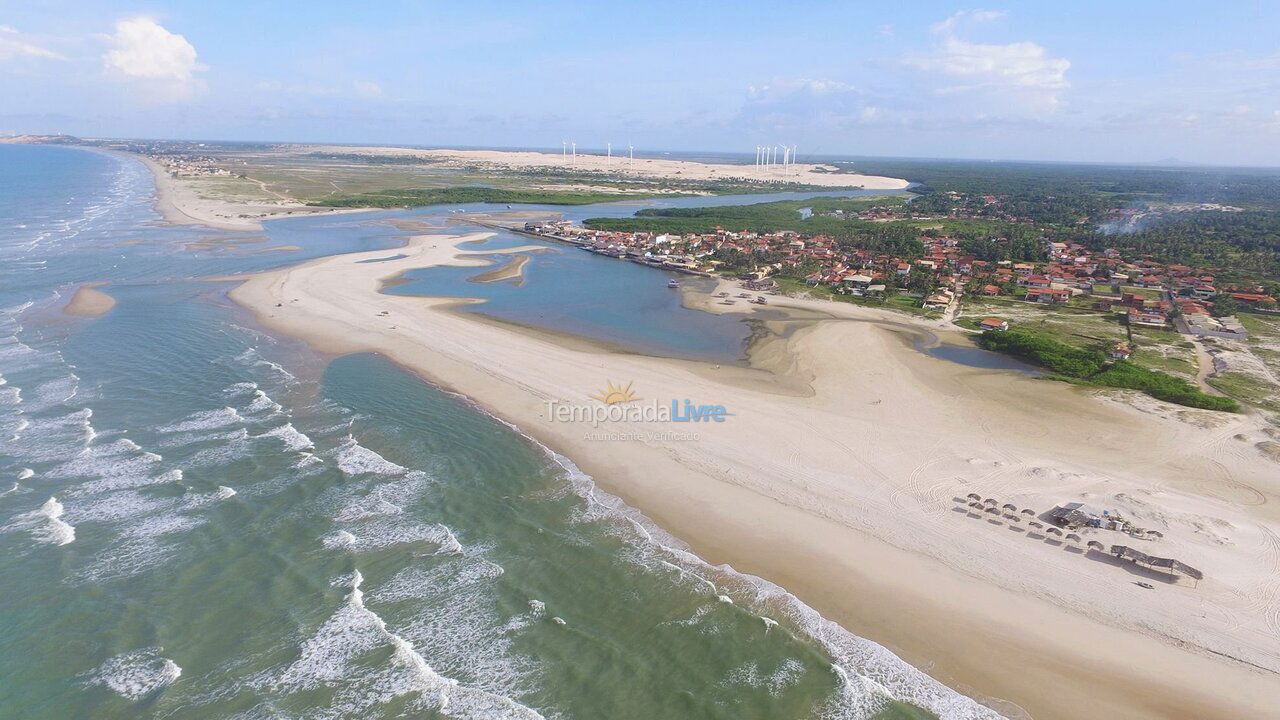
0 25 64 61
925 36 1070 90
908 11 1069 107
930 9 1006 34
102 17 202 96
352 80 383 99
748 78 856 102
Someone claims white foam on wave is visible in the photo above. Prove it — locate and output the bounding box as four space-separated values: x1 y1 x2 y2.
54 439 171 496
3 495 76 545
222 381 258 397
234 348 298 383
215 485 237 500
89 648 182 700
256 422 314 452
273 570 544 719
158 407 244 434
331 437 407 477
25 373 79 412
0 482 19 497
246 389 284 415
17 468 33 481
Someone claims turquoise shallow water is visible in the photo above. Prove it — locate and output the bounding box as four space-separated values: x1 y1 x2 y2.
0 145 996 720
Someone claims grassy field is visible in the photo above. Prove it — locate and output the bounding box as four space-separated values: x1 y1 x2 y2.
1207 372 1280 413
958 296 1198 378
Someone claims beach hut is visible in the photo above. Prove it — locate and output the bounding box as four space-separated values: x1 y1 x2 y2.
984 507 1001 515
1046 527 1063 536
983 498 998 506
1020 508 1036 517
1002 503 1018 512
1087 540 1105 551
1028 521 1044 529
966 493 982 501
1066 533 1082 543
1147 530 1163 538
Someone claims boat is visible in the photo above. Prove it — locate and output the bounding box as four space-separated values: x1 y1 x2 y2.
1136 582 1154 589
667 279 680 289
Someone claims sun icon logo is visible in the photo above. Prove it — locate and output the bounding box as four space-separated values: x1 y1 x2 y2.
591 380 640 405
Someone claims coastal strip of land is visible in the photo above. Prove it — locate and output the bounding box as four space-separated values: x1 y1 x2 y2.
469 254 531 284
228 232 1280 720
129 151 367 232
64 283 116 317
300 144 912 190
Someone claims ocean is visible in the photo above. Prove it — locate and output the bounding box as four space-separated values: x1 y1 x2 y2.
0 144 993 719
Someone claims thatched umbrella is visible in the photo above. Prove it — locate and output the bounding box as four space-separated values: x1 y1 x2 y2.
1046 527 1063 536
1006 513 1022 522
983 498 998 506
1066 533 1082 543
984 507 1001 515
1087 540 1105 551
968 502 983 510
1002 503 1017 511
1020 508 1036 517
1028 521 1044 529
966 492 982 501
1147 530 1163 538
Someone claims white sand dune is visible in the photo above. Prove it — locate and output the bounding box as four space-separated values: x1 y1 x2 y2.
229 232 1280 720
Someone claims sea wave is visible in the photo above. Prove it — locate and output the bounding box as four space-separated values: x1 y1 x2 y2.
3 495 76 545
88 647 182 700
272 570 544 719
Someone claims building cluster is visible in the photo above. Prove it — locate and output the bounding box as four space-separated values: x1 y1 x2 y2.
148 152 235 178
524 220 1276 336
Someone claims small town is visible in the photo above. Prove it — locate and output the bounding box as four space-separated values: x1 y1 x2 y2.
522 214 1278 340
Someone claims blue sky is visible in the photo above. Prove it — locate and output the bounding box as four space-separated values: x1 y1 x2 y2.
2 1 1279 164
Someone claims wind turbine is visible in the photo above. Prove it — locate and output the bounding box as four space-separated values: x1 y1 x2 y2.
562 140 567 160
629 142 634 169
607 142 612 160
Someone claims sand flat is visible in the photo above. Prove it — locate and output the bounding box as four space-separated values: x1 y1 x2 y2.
64 283 116 317
229 232 1280 720
301 144 911 190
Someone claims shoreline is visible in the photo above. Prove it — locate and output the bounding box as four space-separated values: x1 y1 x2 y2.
226 231 1280 720
108 148 372 232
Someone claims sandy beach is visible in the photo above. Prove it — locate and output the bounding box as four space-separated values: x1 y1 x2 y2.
300 145 911 190
130 152 364 232
229 232 1280 719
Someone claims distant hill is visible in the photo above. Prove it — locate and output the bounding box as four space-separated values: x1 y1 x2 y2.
0 134 82 145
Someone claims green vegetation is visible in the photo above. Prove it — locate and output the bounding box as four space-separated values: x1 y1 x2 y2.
585 195 926 256
309 186 666 208
584 196 904 233
978 329 1239 411
1207 372 1280 413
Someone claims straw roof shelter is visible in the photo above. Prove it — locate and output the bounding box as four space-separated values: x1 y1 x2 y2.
1110 545 1204 586
1020 508 1036 517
